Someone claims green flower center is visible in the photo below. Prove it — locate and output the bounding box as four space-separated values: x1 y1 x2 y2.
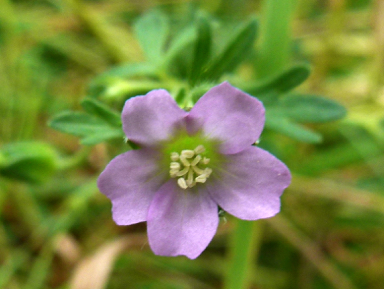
159 130 222 190
169 145 212 189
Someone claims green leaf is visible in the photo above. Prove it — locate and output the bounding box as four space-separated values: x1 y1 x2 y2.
94 62 157 79
203 19 258 81
191 83 211 103
134 10 169 63
265 111 323 143
50 111 108 136
163 25 197 66
246 63 311 95
81 98 121 127
49 111 123 144
175 87 187 104
0 142 57 183
189 16 212 85
80 130 123 145
87 63 159 99
281 94 347 123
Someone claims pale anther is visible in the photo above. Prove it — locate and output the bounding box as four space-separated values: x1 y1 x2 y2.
191 155 202 166
177 178 188 189
204 168 213 177
170 162 180 169
170 169 179 177
171 152 179 161
169 144 212 189
195 175 207 183
194 145 205 154
181 150 195 158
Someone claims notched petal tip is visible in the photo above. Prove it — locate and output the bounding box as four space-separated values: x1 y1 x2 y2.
147 181 219 259
122 89 187 146
207 146 291 220
97 149 165 226
187 82 266 154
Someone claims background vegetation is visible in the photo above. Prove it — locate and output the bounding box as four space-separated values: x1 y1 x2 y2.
1 0 384 288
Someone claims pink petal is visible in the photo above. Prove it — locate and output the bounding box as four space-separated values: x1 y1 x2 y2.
122 89 187 146
187 82 265 154
97 149 166 225
147 180 219 259
207 146 291 220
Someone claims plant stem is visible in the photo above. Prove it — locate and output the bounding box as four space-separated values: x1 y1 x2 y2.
224 1 297 288
224 220 264 289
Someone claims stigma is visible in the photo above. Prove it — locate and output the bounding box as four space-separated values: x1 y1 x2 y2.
169 145 212 189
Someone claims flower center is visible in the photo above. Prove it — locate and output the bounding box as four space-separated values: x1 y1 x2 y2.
169 145 212 190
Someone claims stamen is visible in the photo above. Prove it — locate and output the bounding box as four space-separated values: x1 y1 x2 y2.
170 152 179 161
179 155 191 167
170 169 179 177
195 175 207 183
176 166 189 176
170 162 180 169
191 155 202 166
192 165 205 175
181 150 195 158
186 169 194 187
202 157 210 164
204 168 213 177
169 144 212 189
177 178 188 189
194 145 205 154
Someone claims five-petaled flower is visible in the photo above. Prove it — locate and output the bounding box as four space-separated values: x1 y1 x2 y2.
97 82 291 259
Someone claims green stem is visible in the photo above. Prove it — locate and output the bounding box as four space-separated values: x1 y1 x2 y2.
224 220 264 289
225 1 296 288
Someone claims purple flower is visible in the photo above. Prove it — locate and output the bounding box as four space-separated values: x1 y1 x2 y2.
97 82 291 259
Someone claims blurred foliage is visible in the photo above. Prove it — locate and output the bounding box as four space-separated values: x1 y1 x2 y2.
1 0 384 289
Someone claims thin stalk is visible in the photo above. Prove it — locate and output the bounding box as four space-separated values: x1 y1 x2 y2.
224 1 297 288
224 220 263 289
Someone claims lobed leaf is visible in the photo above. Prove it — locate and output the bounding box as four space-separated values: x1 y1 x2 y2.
203 19 258 81
265 112 323 143
281 94 347 123
49 111 123 144
189 16 212 85
0 142 57 183
81 98 121 127
163 25 197 68
87 63 159 98
80 130 123 145
246 63 311 95
134 10 170 63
